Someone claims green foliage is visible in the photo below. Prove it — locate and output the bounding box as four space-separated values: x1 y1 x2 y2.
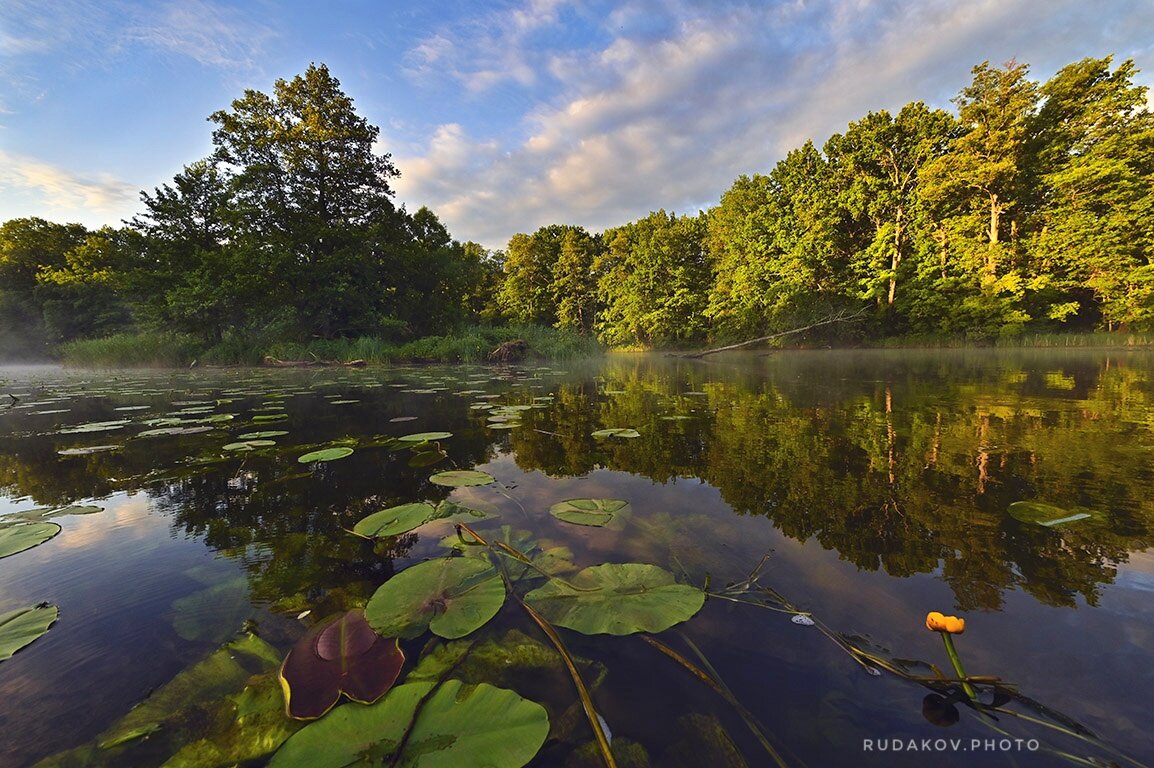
597 210 711 346
58 331 201 367
6 54 1154 354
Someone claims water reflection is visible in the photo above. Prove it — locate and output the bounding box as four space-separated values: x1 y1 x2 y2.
1 353 1153 765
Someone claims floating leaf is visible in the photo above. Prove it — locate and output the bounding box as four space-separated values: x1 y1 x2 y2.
8 504 102 522
591 428 641 439
397 431 453 442
0 604 59 661
408 449 448 468
56 419 132 434
365 557 505 639
57 445 121 456
549 498 629 527
238 430 289 439
429 470 495 487
253 414 289 423
388 416 418 422
0 521 62 559
525 563 704 635
279 610 405 720
268 680 548 768
1008 501 1093 527
297 447 354 463
223 440 277 451
353 503 437 539
137 426 215 437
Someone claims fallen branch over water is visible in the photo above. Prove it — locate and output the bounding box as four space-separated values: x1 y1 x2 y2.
681 307 869 358
262 356 366 367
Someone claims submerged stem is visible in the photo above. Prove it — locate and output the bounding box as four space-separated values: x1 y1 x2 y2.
940 633 977 701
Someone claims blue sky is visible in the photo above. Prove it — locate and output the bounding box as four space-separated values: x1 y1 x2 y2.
2 0 1153 250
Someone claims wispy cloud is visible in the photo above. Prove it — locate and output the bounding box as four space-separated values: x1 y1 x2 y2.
124 0 275 73
0 150 138 214
395 0 1154 249
404 0 570 92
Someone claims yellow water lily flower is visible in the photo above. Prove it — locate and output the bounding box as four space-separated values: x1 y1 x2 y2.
925 611 966 634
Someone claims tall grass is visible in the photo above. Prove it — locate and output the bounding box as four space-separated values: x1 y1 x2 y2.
58 325 603 367
57 332 202 367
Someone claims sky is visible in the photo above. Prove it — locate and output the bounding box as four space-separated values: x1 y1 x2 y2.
2 0 1153 251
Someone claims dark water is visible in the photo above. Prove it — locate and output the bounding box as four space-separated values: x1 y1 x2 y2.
0 351 1152 767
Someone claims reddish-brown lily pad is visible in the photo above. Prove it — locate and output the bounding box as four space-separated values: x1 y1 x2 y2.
279 609 404 720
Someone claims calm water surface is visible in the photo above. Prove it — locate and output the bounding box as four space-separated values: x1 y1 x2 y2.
1 351 1152 767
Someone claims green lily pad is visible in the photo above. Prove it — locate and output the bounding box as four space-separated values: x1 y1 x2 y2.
429 470 495 487
525 563 704 635
136 426 215 437
1008 501 1093 527
252 414 289 423
238 430 289 439
57 444 122 456
8 505 103 522
353 503 437 539
0 604 59 661
397 431 453 442
365 557 505 639
549 498 629 527
56 419 132 434
268 680 549 768
298 447 354 463
0 521 62 559
591 428 641 439
223 440 277 451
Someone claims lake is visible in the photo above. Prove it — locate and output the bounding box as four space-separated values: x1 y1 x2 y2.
1 350 1152 768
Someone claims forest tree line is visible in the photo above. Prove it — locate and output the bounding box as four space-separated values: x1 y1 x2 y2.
1 56 1152 360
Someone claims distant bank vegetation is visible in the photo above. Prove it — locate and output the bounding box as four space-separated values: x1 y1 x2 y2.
2 56 1152 366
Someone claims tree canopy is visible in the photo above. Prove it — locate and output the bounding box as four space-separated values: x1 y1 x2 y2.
2 56 1152 360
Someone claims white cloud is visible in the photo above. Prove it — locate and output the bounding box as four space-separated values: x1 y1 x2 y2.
0 150 138 214
124 0 274 72
395 0 1154 249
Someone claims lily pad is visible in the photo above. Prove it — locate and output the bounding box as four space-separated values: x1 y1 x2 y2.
0 521 62 559
591 428 641 439
136 426 215 437
238 430 289 439
8 504 103 522
525 563 704 635
56 419 132 434
0 604 59 661
365 557 505 639
397 431 453 442
268 680 549 768
429 470 495 487
353 503 437 539
297 447 354 464
549 498 629 527
224 440 277 451
57 445 121 456
279 609 405 720
1008 501 1093 527
253 414 290 423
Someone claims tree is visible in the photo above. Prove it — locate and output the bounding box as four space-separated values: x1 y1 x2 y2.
825 103 956 310
596 211 710 346
552 228 601 334
206 63 402 338
0 218 89 358
497 225 579 325
922 60 1038 275
1025 57 1154 329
